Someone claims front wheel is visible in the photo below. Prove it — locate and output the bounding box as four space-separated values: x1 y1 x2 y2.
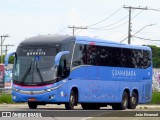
65 90 76 110
28 102 38 109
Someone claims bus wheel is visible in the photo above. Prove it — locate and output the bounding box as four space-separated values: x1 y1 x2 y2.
28 102 37 109
128 92 138 109
112 91 128 110
65 90 76 110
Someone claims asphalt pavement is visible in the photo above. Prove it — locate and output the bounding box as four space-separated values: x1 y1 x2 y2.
0 103 160 109
0 104 159 120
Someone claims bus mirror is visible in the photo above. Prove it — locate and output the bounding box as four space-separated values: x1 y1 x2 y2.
54 51 70 66
54 51 70 78
4 52 15 66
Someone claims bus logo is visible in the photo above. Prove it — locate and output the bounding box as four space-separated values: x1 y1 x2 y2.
27 51 46 56
112 69 136 77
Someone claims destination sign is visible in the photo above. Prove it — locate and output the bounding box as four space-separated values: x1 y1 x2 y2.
16 48 57 56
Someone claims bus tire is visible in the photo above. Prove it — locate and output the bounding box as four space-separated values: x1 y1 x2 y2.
128 91 138 109
112 91 128 110
28 102 37 109
65 90 76 110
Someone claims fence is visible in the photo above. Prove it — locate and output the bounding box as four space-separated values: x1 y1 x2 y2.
153 68 160 91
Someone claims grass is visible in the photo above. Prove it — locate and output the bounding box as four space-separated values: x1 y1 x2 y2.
151 91 160 104
0 93 13 104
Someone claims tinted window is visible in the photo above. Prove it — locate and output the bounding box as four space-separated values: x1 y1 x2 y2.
72 43 151 69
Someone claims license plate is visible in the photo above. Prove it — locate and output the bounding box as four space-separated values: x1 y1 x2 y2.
28 98 37 102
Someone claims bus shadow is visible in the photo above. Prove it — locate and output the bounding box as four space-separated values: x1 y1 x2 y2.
35 108 114 111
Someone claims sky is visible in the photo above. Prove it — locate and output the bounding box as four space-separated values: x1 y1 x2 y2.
0 0 160 53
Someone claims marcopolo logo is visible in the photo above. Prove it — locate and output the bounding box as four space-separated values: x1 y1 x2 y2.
27 51 46 56
112 69 136 77
27 49 46 56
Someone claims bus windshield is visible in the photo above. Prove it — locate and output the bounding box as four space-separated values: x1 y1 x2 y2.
13 47 59 85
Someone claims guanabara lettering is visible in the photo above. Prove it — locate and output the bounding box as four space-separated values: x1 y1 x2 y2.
112 69 136 77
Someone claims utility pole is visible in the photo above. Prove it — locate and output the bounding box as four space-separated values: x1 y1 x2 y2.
123 6 148 44
0 35 10 63
3 44 14 56
68 25 87 36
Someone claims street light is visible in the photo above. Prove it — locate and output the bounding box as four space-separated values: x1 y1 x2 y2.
132 24 156 36
120 24 156 43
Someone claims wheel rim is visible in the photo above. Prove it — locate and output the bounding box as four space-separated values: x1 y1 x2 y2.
131 96 137 105
123 97 127 107
122 93 128 108
70 94 75 107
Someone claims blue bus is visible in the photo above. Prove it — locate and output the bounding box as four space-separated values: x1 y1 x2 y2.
5 35 152 110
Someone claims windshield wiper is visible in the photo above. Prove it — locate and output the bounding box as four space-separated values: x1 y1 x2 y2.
21 61 32 84
36 62 44 83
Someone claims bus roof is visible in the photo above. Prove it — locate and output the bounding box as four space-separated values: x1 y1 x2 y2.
19 35 151 51
76 36 151 51
19 35 75 47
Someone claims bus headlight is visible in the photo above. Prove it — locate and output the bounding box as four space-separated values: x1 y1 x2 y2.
13 95 17 99
46 88 51 92
46 84 63 92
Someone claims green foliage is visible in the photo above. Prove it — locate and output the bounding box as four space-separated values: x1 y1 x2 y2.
151 91 160 104
0 93 13 104
9 56 15 64
145 45 160 68
0 55 15 64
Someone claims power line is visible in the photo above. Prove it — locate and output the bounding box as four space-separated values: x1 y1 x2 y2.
89 20 128 30
88 9 138 30
120 23 155 43
133 36 160 41
55 26 68 34
91 14 129 29
89 10 143 31
75 29 84 35
88 6 123 27
147 7 160 12
68 25 87 35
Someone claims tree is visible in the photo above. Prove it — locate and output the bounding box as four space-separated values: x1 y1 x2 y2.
0 55 15 64
146 45 160 68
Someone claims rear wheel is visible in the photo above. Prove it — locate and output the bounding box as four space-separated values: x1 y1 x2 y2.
28 102 37 109
65 90 77 110
112 91 128 110
128 92 138 109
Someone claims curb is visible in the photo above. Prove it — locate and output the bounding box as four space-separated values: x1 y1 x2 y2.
137 104 160 109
